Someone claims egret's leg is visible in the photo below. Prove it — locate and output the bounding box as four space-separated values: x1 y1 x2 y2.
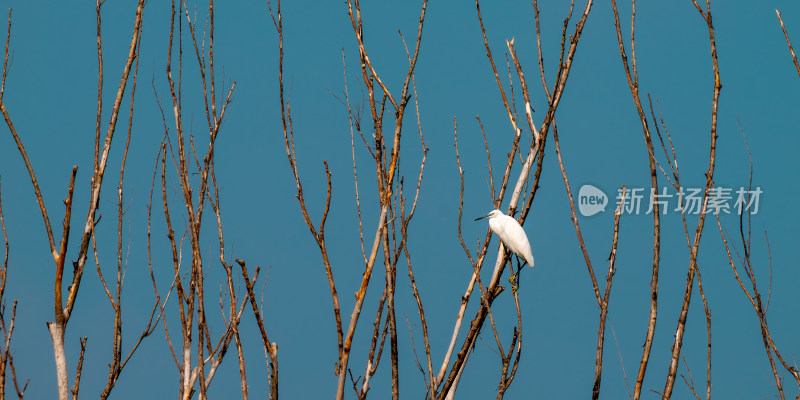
508 255 521 292
507 252 516 285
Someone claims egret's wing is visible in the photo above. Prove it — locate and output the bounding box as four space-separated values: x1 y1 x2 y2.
503 217 534 266
504 220 528 254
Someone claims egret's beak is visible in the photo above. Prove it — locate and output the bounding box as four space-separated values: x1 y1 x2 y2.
474 214 490 221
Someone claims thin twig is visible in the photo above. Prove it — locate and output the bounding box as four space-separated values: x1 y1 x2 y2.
776 10 800 81
592 186 625 400
439 2 594 397
608 2 662 398
662 0 721 397
70 337 87 400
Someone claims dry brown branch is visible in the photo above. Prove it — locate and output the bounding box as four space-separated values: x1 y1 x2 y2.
552 123 601 305
97 23 159 398
338 51 368 262
158 1 246 397
608 1 663 398
371 172 406 399
714 128 800 397
493 261 524 400
50 165 78 400
447 117 511 397
399 33 428 226
3 305 27 400
55 166 78 319
159 144 184 369
8 352 25 400
695 262 711 400
235 260 278 399
0 184 5 280
475 117 496 202
647 96 679 189
381 223 399 400
361 31 432 396
533 1 548 99
145 124 174 370
517 136 547 225
453 119 524 400
717 220 790 399
94 0 103 173
505 37 547 218
438 3 593 398
0 9 10 103
0 2 146 397
514 0 561 223
661 0 721 397
70 337 87 400
396 48 432 399
0 183 5 307
233 326 247 400
0 180 25 400
476 1 519 138
505 54 519 137
357 286 389 399
404 315 427 388
609 322 632 399
476 1 522 208
404 239 432 398
626 8 717 400
494 296 522 400
0 91 56 259
64 0 144 324
164 4 197 396
591 187 625 400
444 117 485 390
206 150 253 400
0 8 58 295
506 39 539 142
270 0 430 398
776 10 800 81
268 0 344 368
679 349 702 400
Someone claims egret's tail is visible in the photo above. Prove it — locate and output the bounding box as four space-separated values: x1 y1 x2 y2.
526 256 534 268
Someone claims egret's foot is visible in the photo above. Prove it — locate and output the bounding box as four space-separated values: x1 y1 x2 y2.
512 284 519 293
508 275 516 284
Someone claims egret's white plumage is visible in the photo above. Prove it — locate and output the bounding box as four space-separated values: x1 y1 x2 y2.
475 209 534 267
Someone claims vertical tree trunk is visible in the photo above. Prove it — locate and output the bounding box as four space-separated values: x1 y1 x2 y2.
47 322 68 400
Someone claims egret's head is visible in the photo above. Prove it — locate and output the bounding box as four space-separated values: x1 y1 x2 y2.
474 209 503 221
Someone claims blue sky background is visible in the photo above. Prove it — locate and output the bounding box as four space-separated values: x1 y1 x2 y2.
0 0 798 399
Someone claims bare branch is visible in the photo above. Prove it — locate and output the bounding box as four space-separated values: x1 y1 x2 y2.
608 2 662 398
776 10 800 81
552 123 601 305
662 1 722 396
70 337 87 400
439 2 593 397
592 187 625 399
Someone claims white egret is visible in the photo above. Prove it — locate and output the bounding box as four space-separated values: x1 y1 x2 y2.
475 209 534 286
